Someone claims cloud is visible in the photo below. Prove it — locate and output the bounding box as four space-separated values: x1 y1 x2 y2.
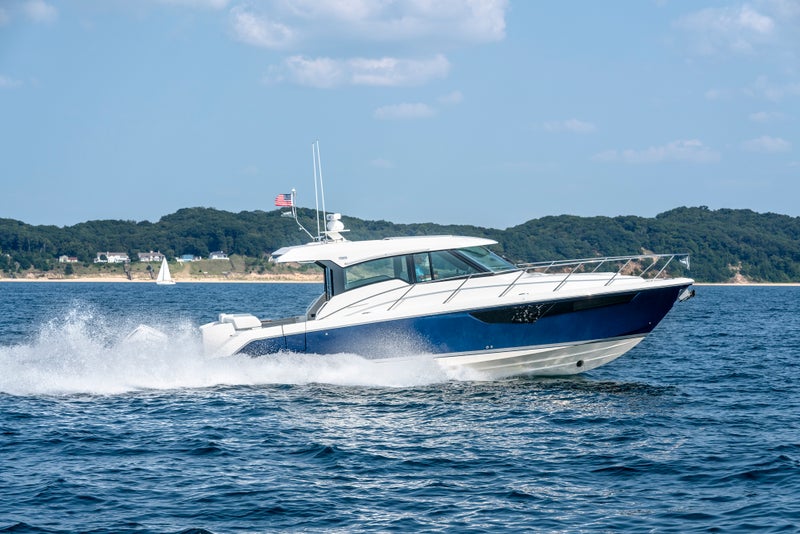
741 135 791 152
746 75 800 102
269 54 450 88
230 5 294 49
373 103 436 120
593 139 721 164
269 0 508 44
438 90 463 105
244 2 508 89
759 0 800 19
23 0 57 23
543 119 597 134
0 76 22 89
748 111 784 122
676 4 774 55
157 0 230 9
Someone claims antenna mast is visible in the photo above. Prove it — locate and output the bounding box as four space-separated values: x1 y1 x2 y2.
312 142 321 239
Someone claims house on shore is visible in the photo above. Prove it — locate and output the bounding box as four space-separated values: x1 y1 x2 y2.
94 252 130 264
138 251 165 262
209 251 229 260
58 255 79 263
177 254 199 263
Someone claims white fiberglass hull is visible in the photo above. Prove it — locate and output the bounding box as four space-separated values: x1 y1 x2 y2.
432 335 645 379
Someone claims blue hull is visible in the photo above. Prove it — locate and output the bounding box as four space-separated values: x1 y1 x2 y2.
238 284 689 358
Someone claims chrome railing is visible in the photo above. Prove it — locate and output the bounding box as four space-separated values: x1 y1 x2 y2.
517 253 691 292
321 253 691 317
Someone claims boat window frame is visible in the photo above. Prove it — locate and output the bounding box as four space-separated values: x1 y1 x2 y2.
456 246 517 273
342 255 412 292
333 246 515 295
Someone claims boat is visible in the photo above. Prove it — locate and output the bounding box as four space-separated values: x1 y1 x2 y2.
199 145 694 379
156 257 176 285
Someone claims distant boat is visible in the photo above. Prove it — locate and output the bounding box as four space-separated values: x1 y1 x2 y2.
156 257 176 285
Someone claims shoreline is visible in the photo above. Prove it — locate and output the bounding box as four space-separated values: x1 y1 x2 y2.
1 277 797 286
0 275 322 284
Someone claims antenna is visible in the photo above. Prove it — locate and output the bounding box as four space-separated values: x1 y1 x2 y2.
312 143 321 239
280 141 347 243
316 140 327 227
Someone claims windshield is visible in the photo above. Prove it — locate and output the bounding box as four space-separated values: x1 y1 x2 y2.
458 246 516 272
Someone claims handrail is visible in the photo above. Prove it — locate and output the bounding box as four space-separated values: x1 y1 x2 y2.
321 253 689 319
516 253 690 293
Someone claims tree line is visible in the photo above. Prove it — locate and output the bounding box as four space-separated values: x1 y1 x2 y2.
2 205 800 283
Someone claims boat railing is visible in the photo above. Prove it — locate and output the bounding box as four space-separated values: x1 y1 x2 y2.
322 253 690 317
515 253 691 293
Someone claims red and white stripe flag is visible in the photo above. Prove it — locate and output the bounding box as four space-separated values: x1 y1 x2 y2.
274 193 293 207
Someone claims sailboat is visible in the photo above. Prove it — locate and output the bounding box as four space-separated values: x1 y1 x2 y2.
155 257 176 285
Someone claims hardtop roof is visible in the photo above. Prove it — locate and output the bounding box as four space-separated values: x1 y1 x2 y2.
271 235 498 267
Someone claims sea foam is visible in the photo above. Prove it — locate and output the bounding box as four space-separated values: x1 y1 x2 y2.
0 305 473 396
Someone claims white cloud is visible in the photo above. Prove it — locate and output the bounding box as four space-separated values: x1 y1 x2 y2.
23 0 57 23
704 88 729 100
676 4 774 55
438 90 463 105
759 0 800 19
373 103 436 120
242 2 507 90
593 139 721 164
0 76 22 89
157 0 230 9
543 119 597 134
746 75 800 102
741 135 791 152
230 5 294 49
274 0 508 44
748 111 784 122
274 54 450 88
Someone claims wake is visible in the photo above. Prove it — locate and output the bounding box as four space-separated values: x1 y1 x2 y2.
0 306 474 396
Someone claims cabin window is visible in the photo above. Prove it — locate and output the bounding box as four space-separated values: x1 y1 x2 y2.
458 246 516 272
413 253 432 282
431 251 482 280
413 251 483 282
344 256 411 291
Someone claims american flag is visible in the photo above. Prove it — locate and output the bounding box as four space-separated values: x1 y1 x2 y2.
274 193 293 207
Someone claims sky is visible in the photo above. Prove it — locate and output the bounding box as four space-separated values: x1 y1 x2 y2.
0 0 798 230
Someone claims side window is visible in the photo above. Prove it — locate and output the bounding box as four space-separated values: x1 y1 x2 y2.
344 256 411 291
430 250 481 280
413 253 432 282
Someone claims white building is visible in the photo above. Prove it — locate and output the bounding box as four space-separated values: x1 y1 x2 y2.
94 252 130 264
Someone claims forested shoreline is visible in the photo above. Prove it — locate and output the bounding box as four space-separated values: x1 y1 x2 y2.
2 206 800 283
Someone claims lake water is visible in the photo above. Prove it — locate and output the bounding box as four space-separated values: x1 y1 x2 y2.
1 282 798 532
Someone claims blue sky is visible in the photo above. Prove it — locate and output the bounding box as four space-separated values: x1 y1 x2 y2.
1 0 798 229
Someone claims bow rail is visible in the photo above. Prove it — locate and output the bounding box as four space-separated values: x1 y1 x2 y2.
517 253 691 292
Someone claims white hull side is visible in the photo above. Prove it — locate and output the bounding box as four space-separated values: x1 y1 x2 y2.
432 336 645 379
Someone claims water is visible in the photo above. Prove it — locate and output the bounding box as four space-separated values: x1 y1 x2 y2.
1 282 798 532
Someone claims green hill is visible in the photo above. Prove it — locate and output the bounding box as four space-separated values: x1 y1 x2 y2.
2 206 800 283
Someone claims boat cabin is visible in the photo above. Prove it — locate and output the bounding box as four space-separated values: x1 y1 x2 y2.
271 236 517 301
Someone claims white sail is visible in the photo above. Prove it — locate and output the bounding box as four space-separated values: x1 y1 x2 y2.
156 257 176 285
